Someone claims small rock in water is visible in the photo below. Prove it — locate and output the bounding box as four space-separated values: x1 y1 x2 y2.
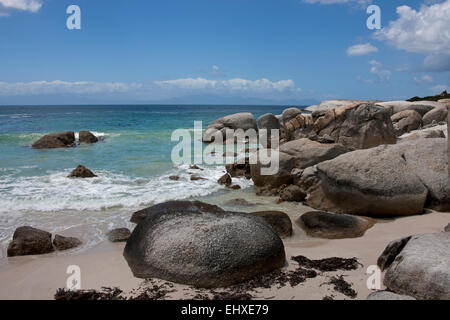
190 175 205 181
107 228 131 242
78 131 98 144
228 185 241 190
217 173 232 186
7 226 54 257
189 165 203 170
68 165 97 178
53 234 82 251
169 175 180 181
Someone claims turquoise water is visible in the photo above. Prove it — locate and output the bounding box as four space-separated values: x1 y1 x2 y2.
0 105 293 251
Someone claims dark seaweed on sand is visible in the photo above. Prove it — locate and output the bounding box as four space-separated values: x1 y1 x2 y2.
326 275 357 299
291 255 362 272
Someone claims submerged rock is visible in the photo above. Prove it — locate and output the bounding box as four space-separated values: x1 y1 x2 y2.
218 173 232 186
296 211 375 239
383 232 450 300
7 226 54 257
107 228 131 242
225 198 255 207
250 211 292 238
32 131 75 149
78 131 98 144
68 165 97 178
53 234 82 251
123 203 286 288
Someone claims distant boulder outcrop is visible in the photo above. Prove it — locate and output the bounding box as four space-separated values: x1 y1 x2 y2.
31 131 75 149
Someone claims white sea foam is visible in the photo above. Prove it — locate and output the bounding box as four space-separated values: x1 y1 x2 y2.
0 165 252 213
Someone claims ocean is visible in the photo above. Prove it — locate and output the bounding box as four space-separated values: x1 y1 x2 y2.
0 104 292 254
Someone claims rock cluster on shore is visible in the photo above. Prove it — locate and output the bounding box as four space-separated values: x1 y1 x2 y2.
202 96 448 216
7 226 82 257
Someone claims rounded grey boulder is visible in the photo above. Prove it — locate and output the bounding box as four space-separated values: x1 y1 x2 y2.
123 205 286 288
7 226 54 257
383 232 450 300
296 211 375 239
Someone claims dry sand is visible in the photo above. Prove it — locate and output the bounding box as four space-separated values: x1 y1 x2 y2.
0 203 448 300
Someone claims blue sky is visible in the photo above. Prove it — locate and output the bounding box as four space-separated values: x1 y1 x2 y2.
0 0 449 105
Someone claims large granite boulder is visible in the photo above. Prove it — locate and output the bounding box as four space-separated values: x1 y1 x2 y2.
279 138 349 169
123 204 286 288
400 139 449 211
391 110 422 135
423 105 448 126
250 211 292 238
7 226 54 257
258 113 281 147
401 129 446 141
202 112 257 143
305 100 365 113
31 131 75 149
130 200 224 224
287 103 397 149
376 100 439 115
297 146 427 216
68 165 97 178
297 138 448 216
296 211 375 239
382 232 450 300
78 131 98 144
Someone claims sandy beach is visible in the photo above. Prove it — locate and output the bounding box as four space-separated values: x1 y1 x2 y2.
1 188 448 300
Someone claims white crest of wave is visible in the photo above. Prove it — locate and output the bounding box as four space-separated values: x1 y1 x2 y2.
0 166 253 213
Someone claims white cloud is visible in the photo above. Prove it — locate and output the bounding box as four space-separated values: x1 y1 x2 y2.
0 0 42 16
413 75 434 84
0 78 300 98
154 77 298 93
374 1 450 71
0 80 142 96
346 43 378 56
431 84 449 93
365 60 391 83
